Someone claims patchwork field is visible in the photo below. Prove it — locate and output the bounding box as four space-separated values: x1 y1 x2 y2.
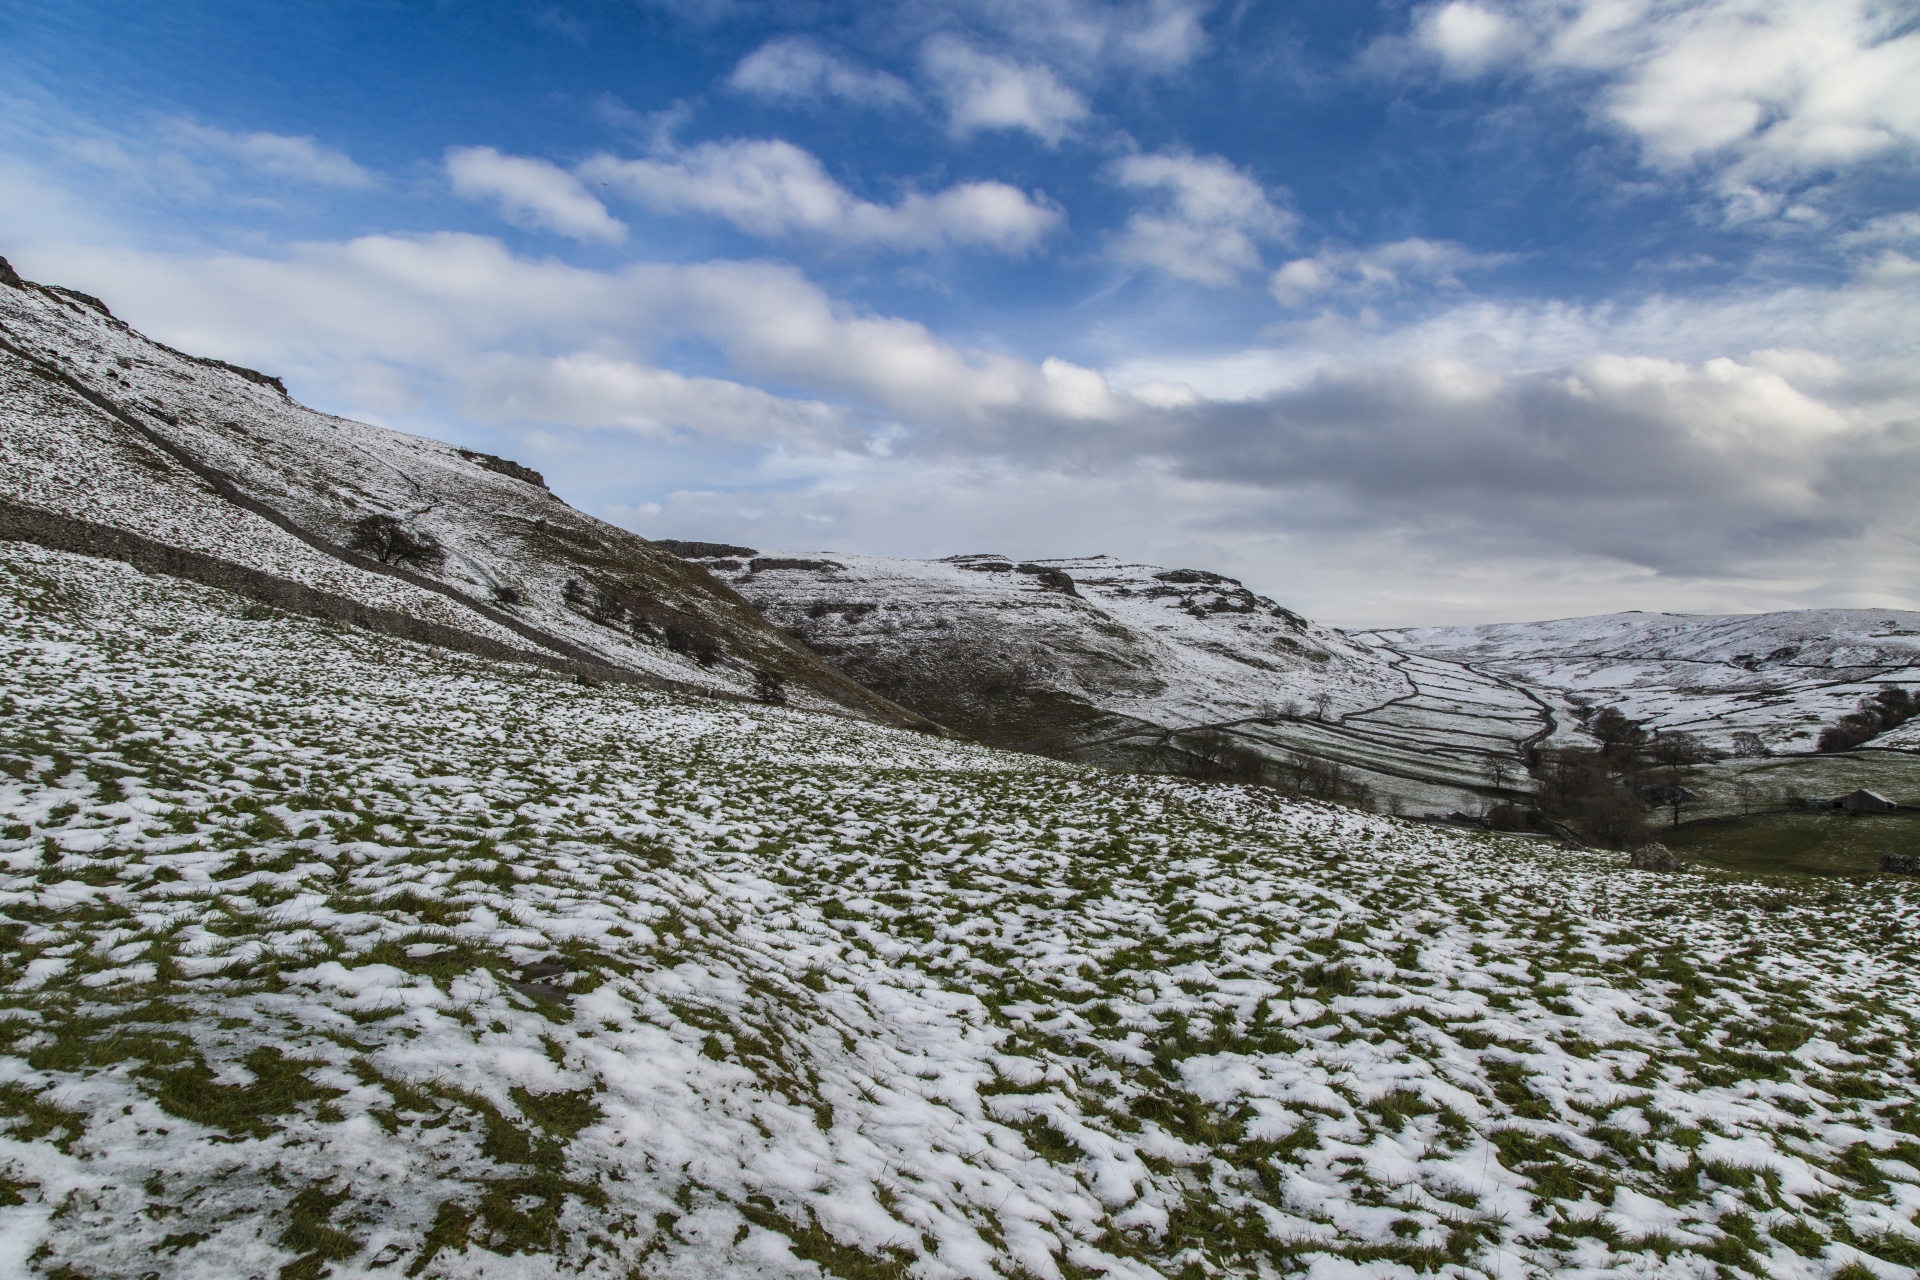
4 543 1920 1280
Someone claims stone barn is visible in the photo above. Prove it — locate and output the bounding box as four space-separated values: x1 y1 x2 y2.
1839 789 1898 814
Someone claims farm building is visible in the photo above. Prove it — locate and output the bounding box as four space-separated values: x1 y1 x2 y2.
1838 789 1899 814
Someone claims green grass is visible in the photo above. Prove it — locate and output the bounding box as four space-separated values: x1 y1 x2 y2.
1689 751 1920 820
1664 810 1920 876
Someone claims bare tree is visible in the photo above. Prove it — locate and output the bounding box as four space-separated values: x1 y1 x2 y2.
1648 730 1713 828
347 514 445 570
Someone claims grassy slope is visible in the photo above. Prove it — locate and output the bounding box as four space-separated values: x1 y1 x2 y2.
3 544 1920 1280
1664 813 1920 877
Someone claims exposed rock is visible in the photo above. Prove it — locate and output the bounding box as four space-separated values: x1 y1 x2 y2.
751 557 845 573
1629 843 1682 871
654 538 759 560
1880 851 1920 874
1015 563 1078 596
457 448 548 490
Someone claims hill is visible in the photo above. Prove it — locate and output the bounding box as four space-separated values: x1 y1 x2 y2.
1377 610 1920 757
5 541 1920 1279
0 258 929 730
690 549 1403 749
673 547 1918 816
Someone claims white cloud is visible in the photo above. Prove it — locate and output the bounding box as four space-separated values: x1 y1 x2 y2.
921 36 1091 145
165 122 375 188
1270 238 1501 306
1413 2 1523 76
38 112 375 200
951 0 1211 74
1398 0 1920 192
1107 151 1294 286
445 146 625 243
726 37 916 109
461 352 852 443
1837 211 1920 247
582 139 1061 253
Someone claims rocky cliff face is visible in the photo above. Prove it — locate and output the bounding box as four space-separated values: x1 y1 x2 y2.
0 260 932 730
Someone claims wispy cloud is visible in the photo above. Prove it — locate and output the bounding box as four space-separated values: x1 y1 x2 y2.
949 0 1212 74
164 122 375 188
726 37 916 109
44 113 376 199
445 146 625 242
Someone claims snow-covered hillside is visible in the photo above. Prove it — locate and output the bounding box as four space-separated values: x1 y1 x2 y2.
0 259 923 727
701 549 1404 748
649 541 1916 808
6 540 1920 1280
1376 611 1920 755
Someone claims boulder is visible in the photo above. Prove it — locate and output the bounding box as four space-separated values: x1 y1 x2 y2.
1628 843 1682 871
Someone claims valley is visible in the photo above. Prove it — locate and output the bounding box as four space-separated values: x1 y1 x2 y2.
680 546 1920 822
2 258 1919 1279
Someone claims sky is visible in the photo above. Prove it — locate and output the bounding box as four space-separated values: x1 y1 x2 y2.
1 0 1917 626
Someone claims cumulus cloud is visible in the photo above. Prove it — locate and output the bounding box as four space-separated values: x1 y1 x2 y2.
1413 2 1524 75
1393 0 1920 193
12 232 1130 444
582 138 1060 253
727 36 916 108
445 146 625 243
1107 152 1294 286
1270 238 1501 306
1171 350 1920 589
921 36 1091 144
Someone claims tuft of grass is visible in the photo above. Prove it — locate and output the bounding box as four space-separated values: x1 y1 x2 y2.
0 1082 86 1153
277 1182 361 1280
141 1047 344 1138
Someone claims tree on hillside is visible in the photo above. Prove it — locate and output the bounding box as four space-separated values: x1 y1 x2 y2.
1590 707 1647 764
1530 745 1650 849
1648 730 1713 828
347 514 445 570
1817 687 1918 752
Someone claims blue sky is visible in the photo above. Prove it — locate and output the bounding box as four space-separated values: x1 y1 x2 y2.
3 0 1917 624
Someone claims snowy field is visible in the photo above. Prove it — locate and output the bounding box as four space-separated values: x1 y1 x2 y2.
1375 613 1920 758
4 543 1920 1280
